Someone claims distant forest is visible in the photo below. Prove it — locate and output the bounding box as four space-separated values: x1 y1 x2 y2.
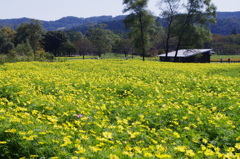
1 12 240 35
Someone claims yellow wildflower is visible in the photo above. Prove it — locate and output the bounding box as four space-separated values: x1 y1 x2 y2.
109 154 119 159
103 131 113 139
235 143 240 150
134 146 142 154
227 147 235 152
122 151 134 157
5 128 17 133
174 146 186 152
185 149 195 157
0 141 7 144
144 152 153 157
156 154 172 158
75 145 86 154
173 132 180 138
204 149 215 156
156 145 166 152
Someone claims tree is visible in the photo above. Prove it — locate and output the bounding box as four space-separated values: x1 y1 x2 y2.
86 28 119 58
59 41 76 57
158 0 180 57
158 0 216 61
74 39 93 59
113 38 134 58
15 20 45 54
123 0 154 61
180 26 212 49
1 27 16 42
8 40 34 61
65 30 85 42
42 31 68 56
0 28 15 54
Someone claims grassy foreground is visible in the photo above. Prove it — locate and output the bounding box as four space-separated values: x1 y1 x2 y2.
0 60 240 159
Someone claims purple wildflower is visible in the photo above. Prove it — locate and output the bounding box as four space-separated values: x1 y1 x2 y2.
77 114 83 118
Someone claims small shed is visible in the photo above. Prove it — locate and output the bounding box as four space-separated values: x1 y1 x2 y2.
158 49 214 63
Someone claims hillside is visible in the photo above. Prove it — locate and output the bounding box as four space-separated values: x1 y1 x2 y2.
0 12 240 35
0 15 126 31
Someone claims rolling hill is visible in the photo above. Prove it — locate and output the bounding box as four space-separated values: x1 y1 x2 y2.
0 12 240 35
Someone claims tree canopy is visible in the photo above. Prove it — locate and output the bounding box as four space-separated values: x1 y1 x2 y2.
123 0 155 61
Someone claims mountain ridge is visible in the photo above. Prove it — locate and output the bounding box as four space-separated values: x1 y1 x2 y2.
0 12 239 35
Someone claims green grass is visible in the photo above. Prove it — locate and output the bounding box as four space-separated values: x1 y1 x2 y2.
211 55 240 62
211 55 240 59
58 53 159 61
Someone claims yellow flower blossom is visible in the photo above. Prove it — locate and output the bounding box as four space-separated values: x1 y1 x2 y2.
174 146 186 152
173 132 180 138
156 154 172 158
75 145 86 154
185 149 195 157
103 132 113 139
235 143 240 150
30 155 37 158
204 149 215 156
134 146 142 154
122 151 134 157
144 152 153 157
109 154 119 159
5 128 17 133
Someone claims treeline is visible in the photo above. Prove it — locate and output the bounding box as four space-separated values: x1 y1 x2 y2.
0 19 136 64
212 34 240 55
0 20 54 64
1 8 240 63
1 19 240 64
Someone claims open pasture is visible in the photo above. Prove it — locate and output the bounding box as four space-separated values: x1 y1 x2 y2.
0 60 240 158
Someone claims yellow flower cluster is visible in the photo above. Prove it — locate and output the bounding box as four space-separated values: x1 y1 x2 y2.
0 60 239 158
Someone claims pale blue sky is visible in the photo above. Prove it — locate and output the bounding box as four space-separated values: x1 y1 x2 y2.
0 0 239 21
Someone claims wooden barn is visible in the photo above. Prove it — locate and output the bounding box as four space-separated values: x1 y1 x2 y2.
158 49 214 63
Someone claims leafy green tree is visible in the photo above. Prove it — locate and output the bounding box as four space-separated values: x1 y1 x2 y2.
42 31 68 56
8 40 34 61
0 28 15 54
74 39 93 59
65 30 85 42
15 20 45 54
113 38 134 58
1 27 16 42
59 41 76 57
123 0 154 61
86 28 119 57
180 26 212 49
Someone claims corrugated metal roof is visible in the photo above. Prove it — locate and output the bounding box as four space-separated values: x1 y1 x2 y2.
157 49 213 58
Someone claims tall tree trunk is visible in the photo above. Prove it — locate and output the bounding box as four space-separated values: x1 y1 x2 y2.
139 13 146 61
174 11 193 62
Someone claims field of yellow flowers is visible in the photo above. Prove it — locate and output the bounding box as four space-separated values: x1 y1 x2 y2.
0 60 240 159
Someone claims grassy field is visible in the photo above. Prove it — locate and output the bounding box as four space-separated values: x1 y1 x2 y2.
0 60 240 158
211 55 240 62
58 53 240 62
56 53 159 61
